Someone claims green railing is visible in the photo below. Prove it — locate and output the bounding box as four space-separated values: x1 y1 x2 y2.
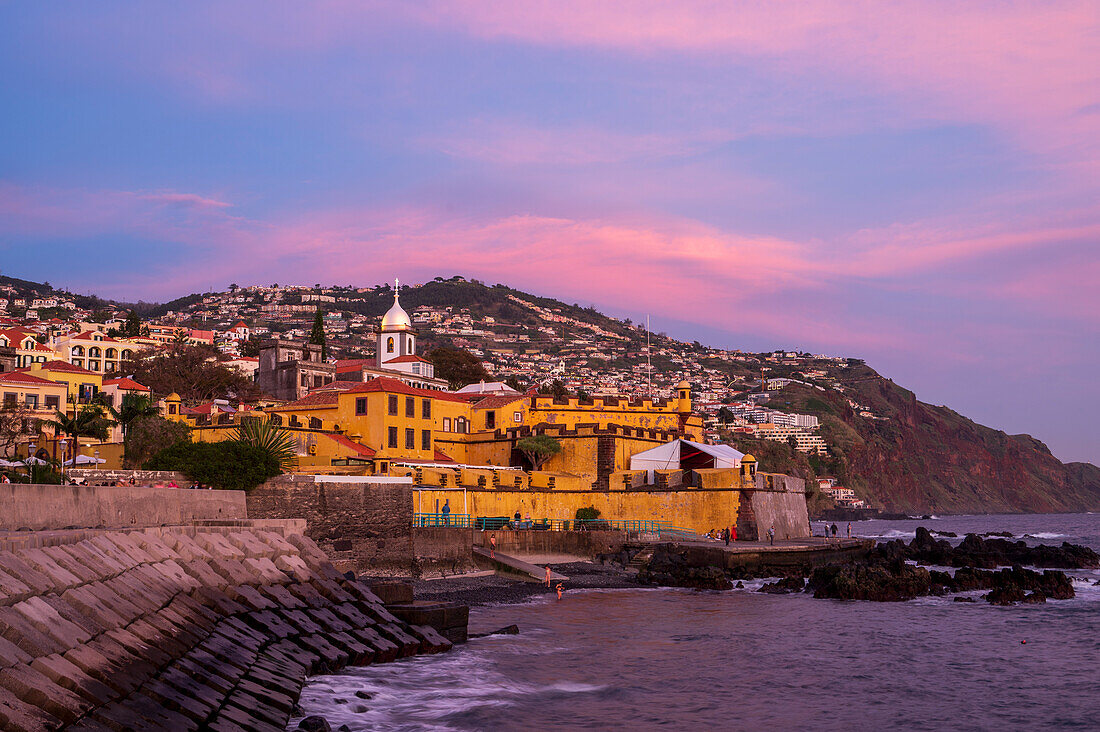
414 513 473 528
413 513 698 538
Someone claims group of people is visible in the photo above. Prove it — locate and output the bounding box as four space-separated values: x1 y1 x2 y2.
816 522 853 540
706 526 738 545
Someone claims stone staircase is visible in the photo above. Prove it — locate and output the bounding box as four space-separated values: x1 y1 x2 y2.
0 526 452 731
627 547 654 571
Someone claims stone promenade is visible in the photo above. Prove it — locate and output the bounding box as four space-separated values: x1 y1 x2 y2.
0 524 453 731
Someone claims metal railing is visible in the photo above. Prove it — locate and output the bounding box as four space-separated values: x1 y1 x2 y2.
414 513 473 528
412 513 699 538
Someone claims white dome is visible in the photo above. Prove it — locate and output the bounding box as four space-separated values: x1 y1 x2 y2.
381 289 411 330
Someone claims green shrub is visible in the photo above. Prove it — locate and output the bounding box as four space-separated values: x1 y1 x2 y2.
144 440 281 491
575 506 601 521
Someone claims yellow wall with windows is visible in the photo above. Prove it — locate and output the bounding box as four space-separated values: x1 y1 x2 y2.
24 365 104 412
413 486 740 535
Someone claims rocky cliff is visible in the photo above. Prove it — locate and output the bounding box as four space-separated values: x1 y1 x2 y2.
743 369 1100 515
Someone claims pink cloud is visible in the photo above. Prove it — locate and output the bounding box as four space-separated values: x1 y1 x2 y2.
4 180 1095 353
422 120 724 165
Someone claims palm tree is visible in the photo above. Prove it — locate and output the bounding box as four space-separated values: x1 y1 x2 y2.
48 405 113 467
230 417 297 472
109 393 159 437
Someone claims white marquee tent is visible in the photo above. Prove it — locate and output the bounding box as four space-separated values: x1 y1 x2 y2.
629 439 744 481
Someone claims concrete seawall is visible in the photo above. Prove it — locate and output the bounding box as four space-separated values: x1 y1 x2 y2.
0 523 453 730
0 484 246 532
247 477 414 575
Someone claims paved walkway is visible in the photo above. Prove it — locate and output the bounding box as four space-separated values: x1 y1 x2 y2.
473 546 569 582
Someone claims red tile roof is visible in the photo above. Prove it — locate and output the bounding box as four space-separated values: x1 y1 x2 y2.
102 377 150 392
434 449 456 463
341 377 471 403
325 433 376 457
16 360 97 376
70 331 121 342
267 391 341 410
471 395 527 411
384 355 432 364
0 371 57 386
335 358 374 373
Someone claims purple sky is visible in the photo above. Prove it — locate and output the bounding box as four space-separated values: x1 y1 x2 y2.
1 3 1097 463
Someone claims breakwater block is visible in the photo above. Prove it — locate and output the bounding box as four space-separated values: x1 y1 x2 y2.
387 601 468 645
0 527 453 730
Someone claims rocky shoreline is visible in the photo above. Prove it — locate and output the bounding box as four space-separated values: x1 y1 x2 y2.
634 527 1099 605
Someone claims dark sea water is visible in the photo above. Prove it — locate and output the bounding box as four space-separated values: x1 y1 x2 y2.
293 514 1100 731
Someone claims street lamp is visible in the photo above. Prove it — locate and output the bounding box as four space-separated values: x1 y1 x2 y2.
28 442 36 484
59 438 69 484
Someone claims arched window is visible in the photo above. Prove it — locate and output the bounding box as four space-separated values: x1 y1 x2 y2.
72 346 84 356
386 337 394 353
105 348 117 359
89 347 101 358
407 337 413 352
121 350 132 359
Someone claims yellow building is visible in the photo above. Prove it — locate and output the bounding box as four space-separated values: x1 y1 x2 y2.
51 331 144 374
18 361 104 409
0 370 68 415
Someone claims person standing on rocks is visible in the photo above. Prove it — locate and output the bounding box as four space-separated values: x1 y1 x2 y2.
490 534 497 559
545 565 552 587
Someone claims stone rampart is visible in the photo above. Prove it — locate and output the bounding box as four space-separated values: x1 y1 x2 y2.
748 474 810 541
0 484 247 532
247 476 414 575
0 524 452 730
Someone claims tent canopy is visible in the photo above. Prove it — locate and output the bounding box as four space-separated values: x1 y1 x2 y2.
629 439 744 476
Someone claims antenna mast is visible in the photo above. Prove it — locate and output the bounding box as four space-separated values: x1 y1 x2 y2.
646 314 652 398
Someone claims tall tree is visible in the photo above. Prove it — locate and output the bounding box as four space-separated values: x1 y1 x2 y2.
515 434 562 470
118 345 259 402
309 309 328 360
122 310 142 337
109 393 159 462
123 415 190 468
428 347 490 388
0 403 33 459
48 405 113 465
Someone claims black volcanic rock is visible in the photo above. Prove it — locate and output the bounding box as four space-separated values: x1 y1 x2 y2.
759 577 805 594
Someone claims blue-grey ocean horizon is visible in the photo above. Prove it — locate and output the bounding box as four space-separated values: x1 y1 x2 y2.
293 513 1100 731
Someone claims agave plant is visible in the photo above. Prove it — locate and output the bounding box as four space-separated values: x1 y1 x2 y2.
230 417 297 472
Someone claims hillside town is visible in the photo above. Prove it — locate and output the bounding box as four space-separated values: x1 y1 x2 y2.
0 276 880 510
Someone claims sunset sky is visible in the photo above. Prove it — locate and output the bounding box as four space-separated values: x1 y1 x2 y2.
1 2 1097 463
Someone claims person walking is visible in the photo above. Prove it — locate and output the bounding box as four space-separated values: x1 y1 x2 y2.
441 499 451 527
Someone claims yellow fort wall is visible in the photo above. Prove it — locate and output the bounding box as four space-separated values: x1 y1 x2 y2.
413 486 740 534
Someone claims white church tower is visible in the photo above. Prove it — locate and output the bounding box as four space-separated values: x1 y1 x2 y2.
377 278 417 368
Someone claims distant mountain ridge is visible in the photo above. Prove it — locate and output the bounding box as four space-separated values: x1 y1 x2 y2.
2 273 1097 514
